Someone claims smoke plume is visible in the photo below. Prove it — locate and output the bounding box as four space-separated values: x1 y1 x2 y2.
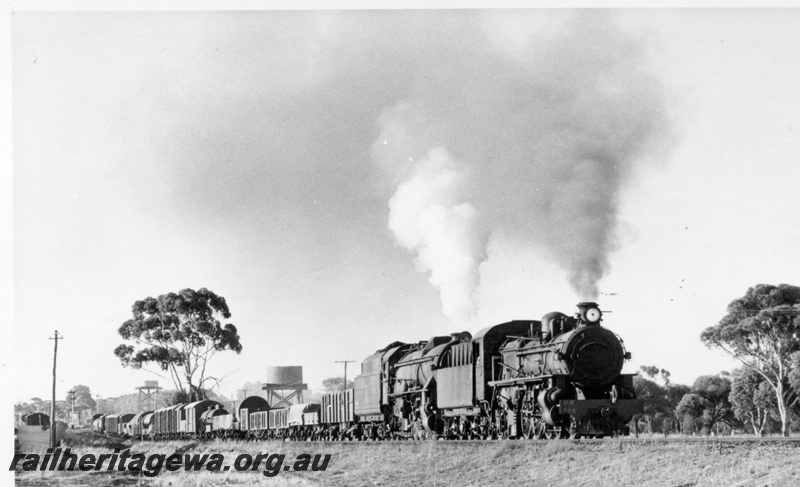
371 11 672 319
117 10 672 325
387 148 488 323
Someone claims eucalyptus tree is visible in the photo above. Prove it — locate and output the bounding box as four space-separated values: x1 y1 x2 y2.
675 375 735 435
730 367 777 436
701 284 800 436
114 288 242 402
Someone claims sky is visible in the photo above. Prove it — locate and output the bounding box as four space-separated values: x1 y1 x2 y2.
7 7 800 406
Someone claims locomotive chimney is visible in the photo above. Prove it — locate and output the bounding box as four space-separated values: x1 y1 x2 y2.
576 302 603 325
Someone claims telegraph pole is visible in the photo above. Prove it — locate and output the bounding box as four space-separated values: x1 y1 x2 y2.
68 388 75 425
49 331 62 448
334 360 355 392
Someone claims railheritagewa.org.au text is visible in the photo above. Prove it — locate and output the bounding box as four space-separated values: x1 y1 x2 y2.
11 448 331 477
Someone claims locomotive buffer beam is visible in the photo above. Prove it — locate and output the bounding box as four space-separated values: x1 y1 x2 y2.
559 398 644 421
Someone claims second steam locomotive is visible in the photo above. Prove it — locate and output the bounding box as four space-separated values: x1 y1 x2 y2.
96 302 642 441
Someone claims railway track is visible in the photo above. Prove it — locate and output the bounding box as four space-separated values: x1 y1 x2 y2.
281 436 800 446
88 433 800 447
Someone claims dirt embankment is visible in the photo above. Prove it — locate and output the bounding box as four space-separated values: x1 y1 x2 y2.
11 430 800 486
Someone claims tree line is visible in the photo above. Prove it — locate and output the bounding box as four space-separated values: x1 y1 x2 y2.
633 363 800 436
20 283 792 435
634 283 800 436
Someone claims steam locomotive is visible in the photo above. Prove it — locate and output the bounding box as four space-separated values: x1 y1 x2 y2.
95 302 642 441
352 301 641 440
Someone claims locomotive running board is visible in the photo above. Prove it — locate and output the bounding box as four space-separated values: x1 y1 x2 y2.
488 375 554 387
388 388 427 397
442 407 481 417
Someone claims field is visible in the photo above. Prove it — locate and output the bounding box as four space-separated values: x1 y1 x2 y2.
11 429 800 486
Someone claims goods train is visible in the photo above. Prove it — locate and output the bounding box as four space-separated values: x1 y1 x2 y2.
93 302 642 441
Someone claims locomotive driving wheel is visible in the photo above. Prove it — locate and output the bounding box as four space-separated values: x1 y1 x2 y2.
527 418 547 439
568 418 582 439
544 427 565 440
521 417 533 439
411 421 438 440
411 421 424 441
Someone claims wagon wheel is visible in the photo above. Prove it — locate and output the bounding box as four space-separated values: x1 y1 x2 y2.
468 422 483 440
459 421 472 440
477 419 493 440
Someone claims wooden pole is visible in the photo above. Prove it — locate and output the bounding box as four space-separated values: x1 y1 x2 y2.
335 360 355 392
49 331 62 448
69 389 75 425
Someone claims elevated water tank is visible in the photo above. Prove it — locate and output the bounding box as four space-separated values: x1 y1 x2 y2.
265 366 303 385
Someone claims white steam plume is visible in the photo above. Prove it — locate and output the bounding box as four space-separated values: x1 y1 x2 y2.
387 148 488 324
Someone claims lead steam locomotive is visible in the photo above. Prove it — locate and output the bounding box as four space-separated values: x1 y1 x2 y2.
94 302 642 441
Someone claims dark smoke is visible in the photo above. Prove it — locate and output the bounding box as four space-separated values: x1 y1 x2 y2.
371 10 673 312
120 10 673 321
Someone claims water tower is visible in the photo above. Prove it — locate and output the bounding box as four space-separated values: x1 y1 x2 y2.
262 366 307 407
136 380 162 412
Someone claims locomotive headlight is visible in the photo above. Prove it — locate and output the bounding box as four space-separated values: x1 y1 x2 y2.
584 307 602 323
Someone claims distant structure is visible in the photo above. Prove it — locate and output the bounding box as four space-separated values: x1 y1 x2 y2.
262 366 307 408
136 380 162 412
